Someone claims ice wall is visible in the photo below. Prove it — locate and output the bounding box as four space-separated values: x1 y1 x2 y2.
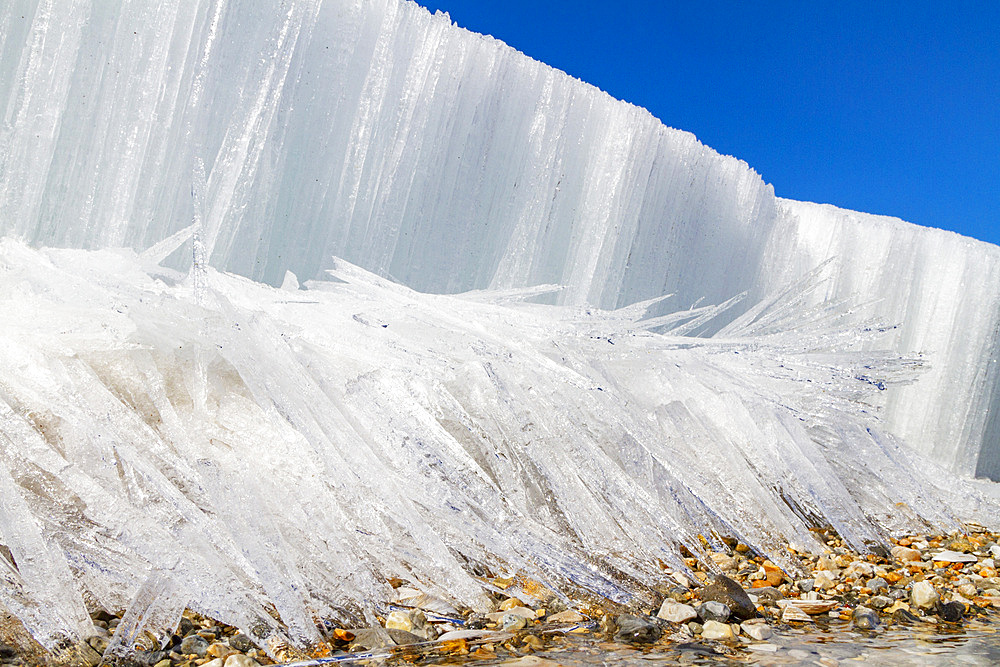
1 5 998 465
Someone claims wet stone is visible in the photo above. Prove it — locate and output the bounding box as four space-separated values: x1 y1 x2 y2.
852 606 879 630
387 628 423 645
938 600 965 622
911 580 939 609
750 586 783 605
229 633 255 652
869 595 892 610
657 601 697 624
700 575 756 620
740 620 772 641
893 608 921 624
501 613 528 631
180 635 209 657
614 614 662 644
867 577 889 594
697 601 730 623
700 620 734 641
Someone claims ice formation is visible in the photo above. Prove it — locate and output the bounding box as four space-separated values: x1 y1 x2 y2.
0 0 999 656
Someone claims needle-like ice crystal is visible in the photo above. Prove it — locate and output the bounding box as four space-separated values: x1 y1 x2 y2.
1 0 999 656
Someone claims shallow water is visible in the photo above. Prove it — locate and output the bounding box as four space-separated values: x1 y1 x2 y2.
486 618 1000 666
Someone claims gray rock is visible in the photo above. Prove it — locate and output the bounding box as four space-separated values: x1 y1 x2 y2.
869 595 892 610
892 608 920 624
613 614 662 644
178 617 195 636
938 601 964 622
750 586 783 605
387 628 424 645
697 601 731 623
867 577 889 594
851 606 879 630
180 635 209 657
796 579 814 593
349 627 394 651
700 575 756 621
229 633 255 652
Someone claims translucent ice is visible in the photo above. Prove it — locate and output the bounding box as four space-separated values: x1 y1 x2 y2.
1 0 999 655
0 239 997 652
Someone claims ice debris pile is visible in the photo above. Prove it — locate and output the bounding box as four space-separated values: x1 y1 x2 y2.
1 237 998 654
1 0 1000 657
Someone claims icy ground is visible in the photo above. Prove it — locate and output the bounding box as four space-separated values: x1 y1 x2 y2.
1 236 997 653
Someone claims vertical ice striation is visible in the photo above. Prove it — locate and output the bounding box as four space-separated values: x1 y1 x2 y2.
2 0 997 476
0 0 999 656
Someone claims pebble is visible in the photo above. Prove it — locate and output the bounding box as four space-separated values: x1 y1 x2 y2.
501 614 527 632
740 620 772 640
656 601 697 623
938 600 965 622
546 609 585 623
813 569 836 590
891 546 923 562
180 635 209 657
228 634 255 652
224 657 260 667
697 600 731 623
750 586 783 605
932 550 977 563
710 552 737 571
613 614 661 644
387 628 424 644
867 576 889 594
699 575 756 620
700 620 734 640
869 595 892 610
911 580 940 609
851 606 879 630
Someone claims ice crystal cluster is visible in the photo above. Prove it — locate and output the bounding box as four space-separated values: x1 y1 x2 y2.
1 0 999 655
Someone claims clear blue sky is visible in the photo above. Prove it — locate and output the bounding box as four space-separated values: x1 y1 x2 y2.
416 0 999 246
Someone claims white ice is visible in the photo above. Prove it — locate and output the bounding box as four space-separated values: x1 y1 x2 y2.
0 0 999 655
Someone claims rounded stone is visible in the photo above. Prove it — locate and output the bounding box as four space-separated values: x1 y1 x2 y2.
181 635 209 657
225 656 262 667
656 601 697 624
911 580 939 609
700 620 735 640
501 613 527 632
938 600 965 622
697 601 731 623
229 633 255 652
699 575 756 620
740 620 772 640
851 606 879 630
613 614 662 644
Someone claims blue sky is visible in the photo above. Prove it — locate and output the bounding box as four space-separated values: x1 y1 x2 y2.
416 1 999 246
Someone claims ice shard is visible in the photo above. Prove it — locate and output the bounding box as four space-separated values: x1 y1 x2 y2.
0 0 998 655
